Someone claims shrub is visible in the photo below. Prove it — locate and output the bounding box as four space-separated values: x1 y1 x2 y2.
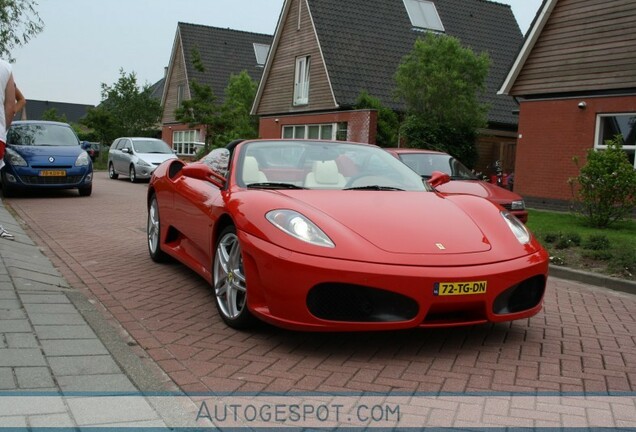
608 247 636 277
543 232 559 243
570 135 636 228
583 234 611 251
581 250 613 261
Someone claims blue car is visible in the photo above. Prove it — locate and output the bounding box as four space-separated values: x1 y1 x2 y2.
2 121 93 197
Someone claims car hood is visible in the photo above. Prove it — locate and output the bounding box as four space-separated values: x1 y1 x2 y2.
435 180 521 205
136 153 177 164
8 145 85 164
228 188 542 268
288 191 491 255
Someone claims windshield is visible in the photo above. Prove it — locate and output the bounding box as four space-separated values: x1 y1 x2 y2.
6 123 80 147
231 140 430 191
398 153 478 180
132 139 173 154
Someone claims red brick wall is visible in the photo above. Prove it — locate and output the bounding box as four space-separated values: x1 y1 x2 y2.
259 110 378 144
516 95 636 202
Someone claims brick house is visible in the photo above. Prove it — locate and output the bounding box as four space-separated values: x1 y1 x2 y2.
161 23 272 157
499 0 636 209
252 0 524 174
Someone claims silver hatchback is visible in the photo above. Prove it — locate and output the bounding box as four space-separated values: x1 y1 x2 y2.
108 137 177 182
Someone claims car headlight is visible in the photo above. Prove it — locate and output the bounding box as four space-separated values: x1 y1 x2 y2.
510 200 525 210
502 211 530 244
137 159 151 167
266 209 335 248
75 151 90 167
5 147 27 166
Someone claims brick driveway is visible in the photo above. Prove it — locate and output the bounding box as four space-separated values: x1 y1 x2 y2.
5 173 636 395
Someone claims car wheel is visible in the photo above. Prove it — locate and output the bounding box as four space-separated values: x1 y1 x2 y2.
108 163 118 179
78 184 92 197
213 225 255 329
129 165 137 183
147 196 169 262
1 173 15 198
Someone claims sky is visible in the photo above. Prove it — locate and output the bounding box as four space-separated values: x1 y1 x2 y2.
10 0 543 106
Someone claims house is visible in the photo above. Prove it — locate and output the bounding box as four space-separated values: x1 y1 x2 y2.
161 23 273 157
252 0 524 174
499 0 636 209
14 100 94 123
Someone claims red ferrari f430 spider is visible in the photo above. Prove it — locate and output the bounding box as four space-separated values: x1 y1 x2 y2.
147 139 548 331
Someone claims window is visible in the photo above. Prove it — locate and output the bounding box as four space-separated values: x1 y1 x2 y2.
282 123 348 141
293 56 310 105
403 0 445 32
172 130 199 156
177 84 185 107
596 114 636 168
253 43 270 67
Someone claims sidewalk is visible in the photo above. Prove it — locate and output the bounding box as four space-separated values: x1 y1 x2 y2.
0 201 189 428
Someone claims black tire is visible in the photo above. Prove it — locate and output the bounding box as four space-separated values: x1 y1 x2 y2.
1 172 16 198
213 225 255 329
147 195 169 263
130 165 137 183
108 163 118 179
78 184 92 197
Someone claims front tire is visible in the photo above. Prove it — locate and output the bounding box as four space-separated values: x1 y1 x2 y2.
78 184 92 197
108 163 118 179
147 195 169 263
213 225 255 329
130 165 137 183
1 172 16 198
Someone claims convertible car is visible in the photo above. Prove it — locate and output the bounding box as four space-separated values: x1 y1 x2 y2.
147 139 548 331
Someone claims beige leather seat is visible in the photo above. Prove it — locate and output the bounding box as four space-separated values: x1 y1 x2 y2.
242 156 268 184
304 160 346 189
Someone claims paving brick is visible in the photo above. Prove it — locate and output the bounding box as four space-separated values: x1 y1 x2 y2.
5 333 38 348
29 313 86 326
15 367 55 389
0 367 15 389
33 325 97 340
0 349 46 367
56 374 137 392
19 294 70 304
41 339 109 356
48 355 122 376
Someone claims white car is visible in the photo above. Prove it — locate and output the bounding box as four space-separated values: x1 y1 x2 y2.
108 138 177 182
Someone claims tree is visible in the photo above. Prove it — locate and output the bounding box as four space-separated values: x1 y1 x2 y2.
394 33 490 167
215 70 259 145
570 136 636 228
82 69 161 144
175 48 222 154
354 91 399 147
0 0 44 60
41 108 67 123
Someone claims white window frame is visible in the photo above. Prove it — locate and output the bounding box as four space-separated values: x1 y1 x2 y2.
595 113 636 168
293 56 310 106
282 123 348 141
403 0 445 32
172 129 199 156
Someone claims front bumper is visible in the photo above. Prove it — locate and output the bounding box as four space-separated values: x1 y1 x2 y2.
2 165 92 190
239 231 549 331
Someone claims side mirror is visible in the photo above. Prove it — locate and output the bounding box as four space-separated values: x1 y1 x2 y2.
81 141 90 150
427 170 451 188
122 148 130 154
182 163 226 188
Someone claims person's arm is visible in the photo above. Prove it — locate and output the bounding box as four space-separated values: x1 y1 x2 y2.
4 74 16 129
14 84 25 113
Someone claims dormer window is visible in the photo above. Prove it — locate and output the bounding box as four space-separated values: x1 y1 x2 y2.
253 43 270 67
403 0 445 32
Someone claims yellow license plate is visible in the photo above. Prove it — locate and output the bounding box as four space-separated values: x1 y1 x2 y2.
434 281 487 296
39 170 66 177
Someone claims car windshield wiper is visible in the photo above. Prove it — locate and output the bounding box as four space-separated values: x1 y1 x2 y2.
344 185 405 191
247 182 306 190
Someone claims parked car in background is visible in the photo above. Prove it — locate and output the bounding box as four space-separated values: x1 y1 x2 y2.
2 121 93 197
386 148 528 223
81 142 102 162
108 137 177 182
147 139 548 331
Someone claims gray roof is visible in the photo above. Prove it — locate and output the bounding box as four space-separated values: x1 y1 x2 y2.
14 100 94 123
308 0 523 127
149 77 165 100
178 23 273 104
